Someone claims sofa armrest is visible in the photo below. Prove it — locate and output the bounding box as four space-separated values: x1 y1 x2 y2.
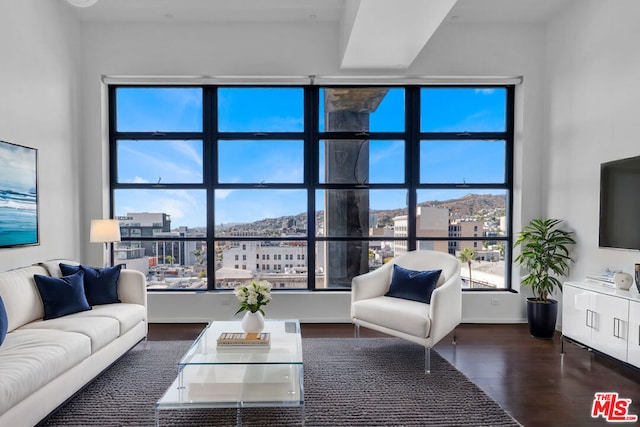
428 270 462 345
351 262 393 304
117 269 147 308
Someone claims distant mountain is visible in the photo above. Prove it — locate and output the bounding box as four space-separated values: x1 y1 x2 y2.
216 193 506 232
371 193 506 227
419 193 506 217
218 214 304 234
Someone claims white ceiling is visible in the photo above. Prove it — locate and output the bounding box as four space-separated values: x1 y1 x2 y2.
64 0 574 69
65 0 345 22
65 0 573 24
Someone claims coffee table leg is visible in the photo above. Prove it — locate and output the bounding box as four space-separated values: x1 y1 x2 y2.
236 407 242 426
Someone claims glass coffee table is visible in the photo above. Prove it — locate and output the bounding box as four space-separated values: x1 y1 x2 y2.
155 319 304 426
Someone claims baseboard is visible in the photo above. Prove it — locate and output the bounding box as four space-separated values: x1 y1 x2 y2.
149 316 353 323
461 317 528 324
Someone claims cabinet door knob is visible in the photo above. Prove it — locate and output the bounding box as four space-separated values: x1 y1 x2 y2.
585 309 591 328
612 317 626 339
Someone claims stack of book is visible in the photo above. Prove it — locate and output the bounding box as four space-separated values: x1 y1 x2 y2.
216 332 271 347
585 275 616 288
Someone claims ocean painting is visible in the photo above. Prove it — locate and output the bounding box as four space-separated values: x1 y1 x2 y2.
0 141 38 247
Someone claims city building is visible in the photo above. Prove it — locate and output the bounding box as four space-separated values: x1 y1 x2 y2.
115 213 206 287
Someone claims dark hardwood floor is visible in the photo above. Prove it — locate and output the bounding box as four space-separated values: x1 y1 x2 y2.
148 323 640 427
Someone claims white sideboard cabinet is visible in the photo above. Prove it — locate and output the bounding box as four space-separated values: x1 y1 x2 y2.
562 281 640 368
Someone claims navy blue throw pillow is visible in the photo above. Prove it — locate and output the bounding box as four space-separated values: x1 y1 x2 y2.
60 264 122 306
384 265 442 304
0 295 8 346
34 271 91 320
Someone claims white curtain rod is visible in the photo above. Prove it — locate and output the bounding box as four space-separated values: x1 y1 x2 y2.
102 74 523 86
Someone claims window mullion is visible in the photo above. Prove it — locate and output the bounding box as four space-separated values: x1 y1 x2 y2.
407 87 420 252
204 86 217 289
306 86 318 290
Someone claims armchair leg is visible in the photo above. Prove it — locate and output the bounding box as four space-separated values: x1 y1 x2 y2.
354 323 360 339
425 347 431 374
453 328 457 345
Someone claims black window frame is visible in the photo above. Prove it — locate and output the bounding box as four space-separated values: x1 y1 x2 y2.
108 84 515 292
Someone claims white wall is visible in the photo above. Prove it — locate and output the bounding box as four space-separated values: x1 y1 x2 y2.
79 19 548 323
545 1 640 287
148 291 352 323
0 1 82 271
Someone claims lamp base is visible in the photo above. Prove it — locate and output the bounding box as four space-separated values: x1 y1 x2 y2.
102 242 111 268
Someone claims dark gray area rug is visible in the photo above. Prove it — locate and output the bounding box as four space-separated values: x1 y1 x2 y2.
41 338 521 426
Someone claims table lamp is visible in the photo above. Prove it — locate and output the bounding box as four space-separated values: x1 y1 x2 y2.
90 219 121 267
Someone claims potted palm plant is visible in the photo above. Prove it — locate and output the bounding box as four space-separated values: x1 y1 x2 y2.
514 218 576 339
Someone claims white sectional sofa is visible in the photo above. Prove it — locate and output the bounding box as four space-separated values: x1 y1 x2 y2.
0 260 147 427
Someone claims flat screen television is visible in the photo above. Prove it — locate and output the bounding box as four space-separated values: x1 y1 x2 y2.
599 155 640 250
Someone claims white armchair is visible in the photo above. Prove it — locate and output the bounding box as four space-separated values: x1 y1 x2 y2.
351 250 462 373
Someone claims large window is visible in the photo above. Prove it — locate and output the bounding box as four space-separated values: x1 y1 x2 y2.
110 85 513 291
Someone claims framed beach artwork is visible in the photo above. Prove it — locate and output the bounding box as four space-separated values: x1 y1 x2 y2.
0 140 38 247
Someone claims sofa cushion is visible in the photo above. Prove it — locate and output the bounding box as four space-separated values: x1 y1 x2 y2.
352 296 432 338
60 264 122 306
37 259 79 278
34 272 91 320
19 316 120 353
0 265 48 332
0 329 91 416
64 303 146 336
0 296 7 346
385 265 442 304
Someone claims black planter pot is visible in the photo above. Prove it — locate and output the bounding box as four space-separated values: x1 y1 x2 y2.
527 298 558 339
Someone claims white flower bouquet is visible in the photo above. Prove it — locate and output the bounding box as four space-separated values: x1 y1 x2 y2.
234 280 273 315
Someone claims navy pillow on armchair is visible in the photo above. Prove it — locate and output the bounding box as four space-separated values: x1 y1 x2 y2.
384 265 442 304
33 271 91 320
60 264 122 306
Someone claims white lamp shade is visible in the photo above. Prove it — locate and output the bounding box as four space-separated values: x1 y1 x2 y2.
90 219 121 243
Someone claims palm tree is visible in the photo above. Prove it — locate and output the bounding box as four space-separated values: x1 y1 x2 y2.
192 249 205 266
458 247 476 287
496 242 505 258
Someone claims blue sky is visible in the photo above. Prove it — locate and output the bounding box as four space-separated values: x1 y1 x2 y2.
115 87 506 228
